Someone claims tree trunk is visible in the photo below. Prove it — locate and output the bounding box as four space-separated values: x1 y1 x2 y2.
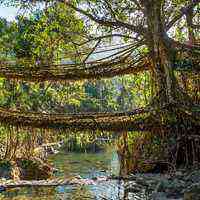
151 40 176 105
137 1 199 169
144 1 190 107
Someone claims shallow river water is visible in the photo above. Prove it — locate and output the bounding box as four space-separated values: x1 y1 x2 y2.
0 145 149 200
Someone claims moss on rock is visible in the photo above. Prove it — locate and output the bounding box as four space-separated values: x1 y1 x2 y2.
0 160 12 179
16 158 53 180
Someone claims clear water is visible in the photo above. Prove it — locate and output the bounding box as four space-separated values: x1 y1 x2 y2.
0 145 148 200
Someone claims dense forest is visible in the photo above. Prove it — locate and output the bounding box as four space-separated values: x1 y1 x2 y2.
0 0 199 199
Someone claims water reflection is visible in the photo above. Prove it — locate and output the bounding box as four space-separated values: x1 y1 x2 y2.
1 131 150 200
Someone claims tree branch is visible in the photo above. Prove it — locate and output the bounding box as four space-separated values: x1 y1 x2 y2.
130 0 144 12
83 39 101 63
166 0 200 31
168 37 200 51
62 1 147 35
78 33 136 46
191 24 200 29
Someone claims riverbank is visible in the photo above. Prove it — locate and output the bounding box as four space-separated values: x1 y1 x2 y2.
1 169 200 199
120 168 200 200
1 144 200 199
0 141 63 181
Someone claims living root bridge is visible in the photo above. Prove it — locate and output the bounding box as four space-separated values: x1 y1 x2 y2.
0 107 152 131
0 56 197 82
0 57 148 81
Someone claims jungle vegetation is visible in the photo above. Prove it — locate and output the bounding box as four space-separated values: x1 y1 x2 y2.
0 0 199 176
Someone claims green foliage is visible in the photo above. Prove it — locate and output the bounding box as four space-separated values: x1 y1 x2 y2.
0 71 150 113
0 160 11 170
0 2 86 63
19 159 37 169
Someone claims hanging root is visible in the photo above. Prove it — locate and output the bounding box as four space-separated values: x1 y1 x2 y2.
171 131 200 168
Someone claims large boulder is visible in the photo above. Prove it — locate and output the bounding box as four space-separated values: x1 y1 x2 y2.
16 158 53 180
0 160 12 179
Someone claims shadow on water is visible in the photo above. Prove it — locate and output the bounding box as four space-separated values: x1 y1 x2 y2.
0 131 150 200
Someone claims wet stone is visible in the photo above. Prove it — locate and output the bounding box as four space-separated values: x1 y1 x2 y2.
125 182 144 193
150 192 168 200
184 170 200 183
184 183 200 200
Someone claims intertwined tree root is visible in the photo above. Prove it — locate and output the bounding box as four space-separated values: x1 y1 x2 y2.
143 101 200 171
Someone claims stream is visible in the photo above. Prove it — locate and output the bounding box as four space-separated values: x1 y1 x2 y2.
0 143 149 200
